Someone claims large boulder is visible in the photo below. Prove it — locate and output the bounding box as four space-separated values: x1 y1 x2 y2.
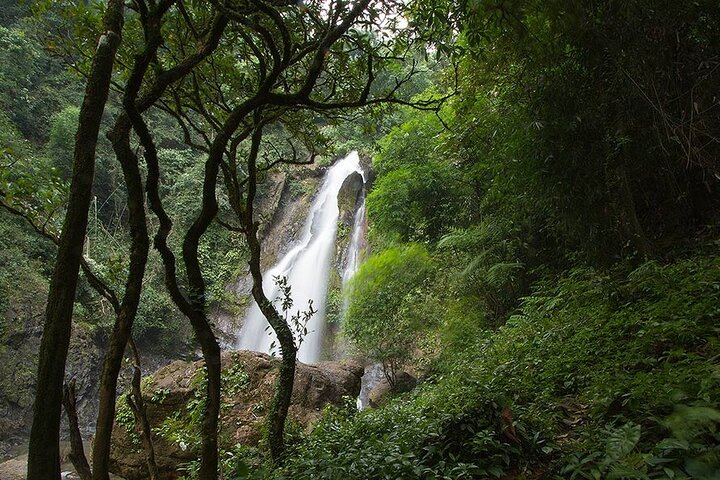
110 350 363 480
0 455 26 480
368 371 417 408
334 171 365 277
337 171 364 226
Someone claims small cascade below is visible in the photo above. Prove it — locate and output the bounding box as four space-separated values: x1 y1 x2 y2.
237 151 365 363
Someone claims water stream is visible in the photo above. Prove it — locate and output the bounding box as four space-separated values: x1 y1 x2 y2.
342 200 367 285
236 152 365 363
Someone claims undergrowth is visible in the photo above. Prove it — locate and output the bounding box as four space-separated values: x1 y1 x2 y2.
272 255 720 479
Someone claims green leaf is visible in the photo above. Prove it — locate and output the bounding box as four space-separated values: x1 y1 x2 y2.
605 423 641 462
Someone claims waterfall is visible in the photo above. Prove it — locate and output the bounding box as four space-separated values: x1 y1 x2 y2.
342 199 367 286
237 151 365 363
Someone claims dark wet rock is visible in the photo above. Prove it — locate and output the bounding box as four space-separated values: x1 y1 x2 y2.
368 371 417 408
0 298 102 460
337 172 364 226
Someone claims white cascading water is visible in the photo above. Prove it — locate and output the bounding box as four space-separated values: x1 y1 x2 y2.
342 200 367 285
237 151 365 363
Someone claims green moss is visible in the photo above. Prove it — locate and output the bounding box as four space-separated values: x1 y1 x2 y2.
325 286 344 326
336 222 351 242
288 178 316 200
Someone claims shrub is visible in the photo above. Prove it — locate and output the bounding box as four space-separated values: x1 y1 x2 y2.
343 244 434 385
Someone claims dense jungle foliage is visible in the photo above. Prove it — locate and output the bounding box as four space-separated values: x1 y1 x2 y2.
278 1 720 478
0 0 252 353
0 0 718 479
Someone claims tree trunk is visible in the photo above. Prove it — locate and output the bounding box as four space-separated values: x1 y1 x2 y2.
611 161 653 258
193 322 221 480
242 124 297 463
143 128 223 480
97 10 228 480
62 381 92 480
248 224 297 463
92 119 149 480
26 4 124 479
181 169 222 480
127 339 160 480
92 5 226 475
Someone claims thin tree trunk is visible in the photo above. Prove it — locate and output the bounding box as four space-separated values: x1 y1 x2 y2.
143 144 223 480
141 95 223 480
193 323 222 480
92 120 149 480
249 239 297 463
27 4 124 479
612 162 653 258
181 150 223 480
242 123 297 463
62 380 92 480
124 15 229 477
127 339 160 480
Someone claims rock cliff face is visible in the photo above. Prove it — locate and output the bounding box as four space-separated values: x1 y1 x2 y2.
324 164 367 359
0 293 102 460
110 350 363 480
